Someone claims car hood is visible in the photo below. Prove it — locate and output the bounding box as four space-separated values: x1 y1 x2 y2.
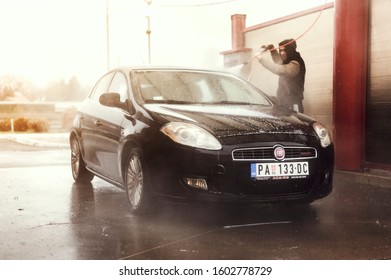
143 104 316 138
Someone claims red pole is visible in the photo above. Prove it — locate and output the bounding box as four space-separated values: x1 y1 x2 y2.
333 0 369 171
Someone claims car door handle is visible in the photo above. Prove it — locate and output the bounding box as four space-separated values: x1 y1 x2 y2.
94 120 103 127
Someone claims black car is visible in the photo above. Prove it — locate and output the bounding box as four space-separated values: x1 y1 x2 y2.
70 66 334 214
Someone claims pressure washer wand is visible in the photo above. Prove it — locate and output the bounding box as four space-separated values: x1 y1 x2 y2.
243 45 272 65
243 51 261 65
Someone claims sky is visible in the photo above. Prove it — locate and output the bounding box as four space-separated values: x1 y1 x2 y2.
0 0 328 87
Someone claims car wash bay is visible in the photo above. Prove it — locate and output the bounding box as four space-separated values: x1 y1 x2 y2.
222 0 391 171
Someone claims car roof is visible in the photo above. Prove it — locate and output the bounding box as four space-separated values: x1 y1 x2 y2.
113 65 232 74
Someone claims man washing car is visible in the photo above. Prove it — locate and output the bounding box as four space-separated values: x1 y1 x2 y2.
257 39 306 113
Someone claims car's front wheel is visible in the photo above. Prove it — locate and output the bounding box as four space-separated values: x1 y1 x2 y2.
71 137 94 183
125 148 154 214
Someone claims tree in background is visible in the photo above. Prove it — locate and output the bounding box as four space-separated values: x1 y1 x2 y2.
0 87 14 100
43 76 89 101
0 75 89 102
0 75 38 101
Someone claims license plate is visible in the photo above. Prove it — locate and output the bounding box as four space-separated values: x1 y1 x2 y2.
251 162 309 180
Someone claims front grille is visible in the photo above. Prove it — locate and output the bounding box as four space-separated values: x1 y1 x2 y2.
232 146 317 161
241 181 312 198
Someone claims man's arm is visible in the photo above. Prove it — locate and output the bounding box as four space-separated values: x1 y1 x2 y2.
258 55 300 77
270 49 282 64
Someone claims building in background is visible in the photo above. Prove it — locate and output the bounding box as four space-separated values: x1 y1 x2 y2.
221 0 391 172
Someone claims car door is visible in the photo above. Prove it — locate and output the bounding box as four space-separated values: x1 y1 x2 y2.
80 72 115 172
91 71 129 183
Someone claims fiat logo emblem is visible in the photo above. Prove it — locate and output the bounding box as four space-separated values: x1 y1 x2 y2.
274 146 285 160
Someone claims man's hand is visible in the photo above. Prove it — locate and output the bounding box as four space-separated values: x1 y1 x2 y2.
261 44 275 51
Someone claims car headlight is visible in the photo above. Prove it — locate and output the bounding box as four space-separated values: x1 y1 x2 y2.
313 122 332 148
161 122 222 150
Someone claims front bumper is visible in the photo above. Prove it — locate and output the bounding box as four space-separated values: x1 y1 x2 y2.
145 138 334 204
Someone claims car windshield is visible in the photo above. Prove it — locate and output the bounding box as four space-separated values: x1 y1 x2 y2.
133 70 271 106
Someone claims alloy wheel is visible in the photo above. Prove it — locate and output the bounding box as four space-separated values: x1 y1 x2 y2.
126 154 144 208
71 139 80 179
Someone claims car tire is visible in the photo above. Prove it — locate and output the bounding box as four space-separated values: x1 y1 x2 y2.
71 137 94 183
125 148 154 214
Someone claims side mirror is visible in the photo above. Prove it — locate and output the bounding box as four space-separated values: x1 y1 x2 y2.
99 92 136 115
99 92 121 108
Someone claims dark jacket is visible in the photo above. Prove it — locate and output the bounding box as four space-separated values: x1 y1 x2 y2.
259 40 306 107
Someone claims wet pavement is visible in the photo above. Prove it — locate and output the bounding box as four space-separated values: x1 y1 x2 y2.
0 135 390 260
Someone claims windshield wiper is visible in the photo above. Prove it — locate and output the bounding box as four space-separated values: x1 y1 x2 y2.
204 101 252 105
144 99 194 105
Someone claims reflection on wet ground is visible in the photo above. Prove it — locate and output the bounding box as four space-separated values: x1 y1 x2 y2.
1 163 391 260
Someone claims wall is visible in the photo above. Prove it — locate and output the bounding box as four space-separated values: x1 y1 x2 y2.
366 0 391 165
240 4 335 131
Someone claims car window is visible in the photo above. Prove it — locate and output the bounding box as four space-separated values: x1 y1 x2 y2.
218 77 266 104
90 72 115 101
108 72 128 102
135 70 271 106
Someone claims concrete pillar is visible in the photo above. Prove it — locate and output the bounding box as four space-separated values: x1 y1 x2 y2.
231 14 246 50
333 0 369 170
220 14 252 67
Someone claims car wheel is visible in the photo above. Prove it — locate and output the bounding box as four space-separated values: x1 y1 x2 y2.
71 137 94 183
125 148 154 214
